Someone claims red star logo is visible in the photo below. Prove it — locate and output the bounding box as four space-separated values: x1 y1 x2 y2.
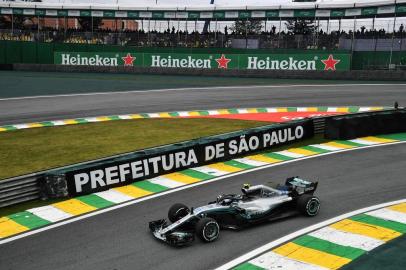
321 54 340 71
215 54 231 69
122 53 136 66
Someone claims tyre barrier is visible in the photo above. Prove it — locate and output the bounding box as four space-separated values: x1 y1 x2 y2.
325 109 406 140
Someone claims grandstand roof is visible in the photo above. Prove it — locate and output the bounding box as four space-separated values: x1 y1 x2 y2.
26 0 406 8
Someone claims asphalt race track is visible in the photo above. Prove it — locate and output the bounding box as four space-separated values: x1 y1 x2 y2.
1 83 406 270
0 83 405 125
0 144 406 270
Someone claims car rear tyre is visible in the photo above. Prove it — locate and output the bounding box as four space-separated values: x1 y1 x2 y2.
168 203 190 223
196 217 220 242
297 195 320 216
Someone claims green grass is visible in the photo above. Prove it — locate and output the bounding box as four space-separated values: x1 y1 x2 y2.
0 71 399 98
0 118 268 180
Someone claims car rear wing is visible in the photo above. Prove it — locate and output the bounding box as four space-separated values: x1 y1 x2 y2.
285 177 318 194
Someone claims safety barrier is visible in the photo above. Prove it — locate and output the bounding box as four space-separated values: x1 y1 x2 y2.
325 109 406 140
0 174 41 208
11 63 406 81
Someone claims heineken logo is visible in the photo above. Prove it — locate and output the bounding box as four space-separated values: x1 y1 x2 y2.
60 53 136 67
247 56 317 71
247 54 341 71
151 55 212 68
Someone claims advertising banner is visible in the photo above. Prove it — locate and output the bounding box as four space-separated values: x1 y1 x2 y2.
60 120 314 196
54 52 351 71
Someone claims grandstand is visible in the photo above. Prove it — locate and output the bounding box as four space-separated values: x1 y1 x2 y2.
0 0 405 68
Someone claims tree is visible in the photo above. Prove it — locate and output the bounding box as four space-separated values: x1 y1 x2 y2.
230 19 263 35
285 19 316 35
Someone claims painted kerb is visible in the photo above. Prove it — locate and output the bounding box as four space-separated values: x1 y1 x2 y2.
54 52 351 71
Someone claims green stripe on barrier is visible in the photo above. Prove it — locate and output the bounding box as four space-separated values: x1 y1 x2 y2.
108 116 121 120
293 235 365 260
300 145 330 153
351 214 406 233
133 180 168 193
169 112 180 117
263 152 292 161
378 133 406 141
198 111 209 116
40 121 55 127
3 126 17 131
257 108 267 113
348 106 361 113
75 119 89 124
181 169 213 180
318 106 328 112
335 140 365 147
233 263 264 270
224 160 255 169
77 194 114 208
8 211 50 229
228 109 239 114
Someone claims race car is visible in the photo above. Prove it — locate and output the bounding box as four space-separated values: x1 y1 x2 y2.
149 177 320 246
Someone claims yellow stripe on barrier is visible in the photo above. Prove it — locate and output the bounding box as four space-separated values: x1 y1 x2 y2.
371 107 384 111
206 163 242 173
63 119 78 125
217 109 230 115
247 108 259 113
330 219 401 242
129 114 143 119
164 172 200 184
322 142 355 149
246 154 282 164
276 107 288 112
307 107 318 112
359 136 396 144
287 148 318 156
96 117 110 122
158 112 172 118
113 185 152 198
273 242 351 270
28 123 44 128
188 111 201 116
0 127 6 132
337 107 350 113
388 203 406 214
53 199 96 216
0 217 29 238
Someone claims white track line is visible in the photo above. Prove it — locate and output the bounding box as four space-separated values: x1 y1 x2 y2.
1 83 404 101
215 197 406 270
0 140 405 245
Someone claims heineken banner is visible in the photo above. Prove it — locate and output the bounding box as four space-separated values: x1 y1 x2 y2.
54 52 351 71
55 119 313 196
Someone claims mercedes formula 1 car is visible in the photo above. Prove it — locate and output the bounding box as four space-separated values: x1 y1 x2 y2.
149 177 320 246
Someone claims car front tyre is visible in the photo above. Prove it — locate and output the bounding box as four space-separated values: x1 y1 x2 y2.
297 195 320 217
168 203 190 223
196 217 220 242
